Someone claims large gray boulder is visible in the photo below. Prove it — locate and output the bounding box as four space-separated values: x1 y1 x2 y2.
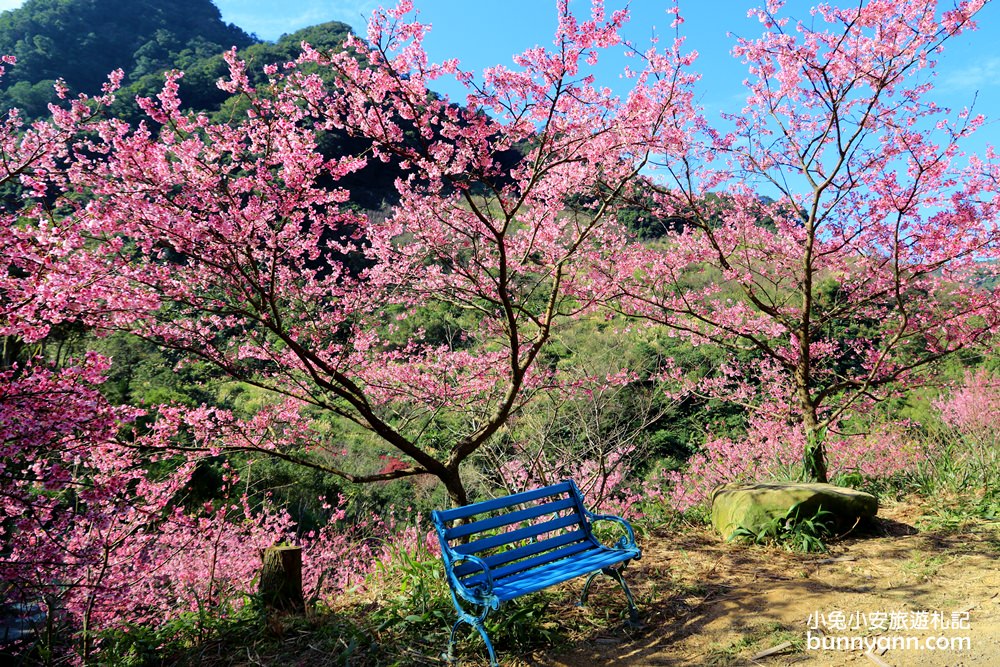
711 482 878 541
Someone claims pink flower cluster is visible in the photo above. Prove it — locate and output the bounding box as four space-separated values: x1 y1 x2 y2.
0 356 434 661
661 417 926 512
498 442 645 517
933 369 1000 447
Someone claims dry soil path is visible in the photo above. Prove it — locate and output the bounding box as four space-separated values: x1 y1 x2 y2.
527 498 1000 667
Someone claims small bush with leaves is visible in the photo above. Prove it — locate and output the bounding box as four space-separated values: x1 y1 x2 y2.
730 503 835 553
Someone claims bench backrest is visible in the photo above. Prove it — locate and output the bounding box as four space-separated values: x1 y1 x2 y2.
432 480 597 585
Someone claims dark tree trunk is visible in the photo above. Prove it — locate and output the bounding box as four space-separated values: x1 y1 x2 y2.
442 468 469 507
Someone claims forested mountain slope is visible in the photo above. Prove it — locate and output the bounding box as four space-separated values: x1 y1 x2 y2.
0 1 404 208
0 0 254 117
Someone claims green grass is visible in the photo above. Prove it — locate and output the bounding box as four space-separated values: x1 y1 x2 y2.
703 621 801 665
729 503 835 553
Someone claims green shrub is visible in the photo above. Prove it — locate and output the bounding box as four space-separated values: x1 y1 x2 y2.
730 503 834 553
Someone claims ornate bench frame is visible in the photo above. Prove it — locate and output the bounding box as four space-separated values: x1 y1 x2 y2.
432 479 641 665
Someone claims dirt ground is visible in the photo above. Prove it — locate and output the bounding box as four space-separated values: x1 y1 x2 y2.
521 497 1000 667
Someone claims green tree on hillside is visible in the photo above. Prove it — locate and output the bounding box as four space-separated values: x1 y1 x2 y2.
0 0 253 116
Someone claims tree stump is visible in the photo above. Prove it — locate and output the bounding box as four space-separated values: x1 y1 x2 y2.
258 545 304 612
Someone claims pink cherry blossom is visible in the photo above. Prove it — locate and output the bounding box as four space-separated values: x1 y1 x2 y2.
607 0 1000 481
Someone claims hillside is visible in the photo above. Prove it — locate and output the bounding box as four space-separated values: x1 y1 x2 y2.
0 0 403 209
0 0 254 117
4 2 1000 665
114 19 355 122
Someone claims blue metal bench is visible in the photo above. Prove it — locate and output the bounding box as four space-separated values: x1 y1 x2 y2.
431 479 641 666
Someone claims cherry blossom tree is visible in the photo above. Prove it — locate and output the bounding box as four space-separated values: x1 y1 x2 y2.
2 1 698 508
0 354 379 661
613 0 1000 481
0 7 699 653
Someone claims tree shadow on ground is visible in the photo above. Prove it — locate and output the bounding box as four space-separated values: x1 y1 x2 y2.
535 508 1000 667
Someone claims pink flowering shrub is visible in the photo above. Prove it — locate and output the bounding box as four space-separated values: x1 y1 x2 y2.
826 426 926 481
661 417 927 512
0 355 436 662
497 442 645 517
1 359 181 657
661 417 803 512
931 369 1000 480
303 504 439 601
933 370 1000 447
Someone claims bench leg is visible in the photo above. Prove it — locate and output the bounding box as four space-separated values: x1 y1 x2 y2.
579 570 602 607
579 567 641 625
445 606 499 667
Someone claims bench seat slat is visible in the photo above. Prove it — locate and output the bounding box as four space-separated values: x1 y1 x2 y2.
474 529 589 573
490 540 596 582
452 513 582 556
453 528 589 578
445 497 577 541
490 547 638 601
434 481 573 524
463 540 596 587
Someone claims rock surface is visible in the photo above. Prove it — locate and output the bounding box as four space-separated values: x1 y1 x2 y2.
710 482 878 541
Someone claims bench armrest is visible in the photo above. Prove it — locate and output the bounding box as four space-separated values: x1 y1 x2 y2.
585 511 639 553
445 552 498 607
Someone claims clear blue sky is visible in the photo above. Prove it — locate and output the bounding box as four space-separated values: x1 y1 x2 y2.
230 0 1000 156
1 0 998 150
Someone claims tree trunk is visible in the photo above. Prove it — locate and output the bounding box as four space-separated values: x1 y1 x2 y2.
802 412 829 483
258 545 304 613
441 468 469 507
796 348 828 483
